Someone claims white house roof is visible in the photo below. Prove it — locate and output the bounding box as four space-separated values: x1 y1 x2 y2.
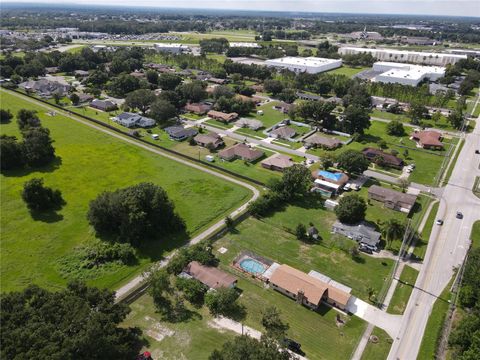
266 56 341 67
314 179 341 189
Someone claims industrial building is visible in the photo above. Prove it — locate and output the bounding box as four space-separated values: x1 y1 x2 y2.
372 62 445 86
338 46 466 66
264 56 342 74
229 42 261 48
153 43 190 54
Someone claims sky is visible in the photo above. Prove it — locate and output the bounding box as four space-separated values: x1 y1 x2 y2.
8 0 480 17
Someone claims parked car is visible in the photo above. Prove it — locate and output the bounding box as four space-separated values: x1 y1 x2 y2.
475 149 479 154
283 338 304 356
343 183 351 191
359 245 373 254
456 212 463 219
436 219 444 225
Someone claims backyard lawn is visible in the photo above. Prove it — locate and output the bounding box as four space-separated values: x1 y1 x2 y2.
326 65 369 78
370 109 456 132
387 265 419 315
0 90 252 292
214 198 395 300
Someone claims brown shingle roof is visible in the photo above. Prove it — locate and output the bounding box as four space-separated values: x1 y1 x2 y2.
193 132 224 148
368 185 417 208
362 148 404 167
411 130 443 148
270 265 328 305
305 134 342 148
207 110 238 122
270 126 296 139
261 153 294 170
184 261 237 290
218 143 264 162
185 102 212 114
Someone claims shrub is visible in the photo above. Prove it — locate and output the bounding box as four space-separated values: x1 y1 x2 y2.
21 178 64 211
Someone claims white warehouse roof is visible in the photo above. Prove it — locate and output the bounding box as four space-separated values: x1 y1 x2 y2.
265 56 342 74
339 46 466 66
229 42 261 48
372 61 445 86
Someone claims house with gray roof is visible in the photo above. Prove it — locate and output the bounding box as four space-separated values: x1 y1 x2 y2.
235 118 263 130
270 126 296 139
332 221 381 249
164 126 198 141
19 79 70 98
113 112 156 128
90 99 118 112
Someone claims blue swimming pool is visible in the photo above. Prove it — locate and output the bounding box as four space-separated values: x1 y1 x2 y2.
239 258 267 275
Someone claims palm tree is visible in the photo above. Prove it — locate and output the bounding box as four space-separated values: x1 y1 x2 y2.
381 219 405 249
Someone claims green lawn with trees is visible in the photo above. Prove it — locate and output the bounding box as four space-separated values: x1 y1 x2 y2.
360 327 393 360
0 90 251 292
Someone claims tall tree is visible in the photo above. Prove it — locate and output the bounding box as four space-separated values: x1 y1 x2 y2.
381 219 405 248
262 306 290 340
337 150 370 174
124 89 156 114
22 178 64 211
343 105 371 134
335 194 367 224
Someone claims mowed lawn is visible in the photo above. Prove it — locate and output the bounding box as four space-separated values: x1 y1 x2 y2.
214 198 395 300
360 327 393 360
0 90 252 292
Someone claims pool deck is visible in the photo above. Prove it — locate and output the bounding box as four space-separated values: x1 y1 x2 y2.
263 262 280 280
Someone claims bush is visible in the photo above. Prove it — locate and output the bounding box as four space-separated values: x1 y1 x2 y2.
175 277 206 306
0 109 13 123
21 178 64 211
386 120 405 136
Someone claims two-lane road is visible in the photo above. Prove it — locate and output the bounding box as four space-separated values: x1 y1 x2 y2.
387 117 480 359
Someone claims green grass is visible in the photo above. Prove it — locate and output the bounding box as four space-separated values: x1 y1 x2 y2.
417 281 454 360
326 66 369 78
214 198 395 300
234 127 267 139
360 327 393 360
442 139 465 186
0 90 252 293
470 221 480 248
370 109 456 131
253 101 290 128
387 265 419 315
413 201 439 260
121 293 236 360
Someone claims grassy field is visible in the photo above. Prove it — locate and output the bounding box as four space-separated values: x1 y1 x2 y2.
214 198 395 300
326 66 369 77
0 90 252 292
370 109 456 132
122 293 237 360
417 281 454 359
253 101 290 128
442 139 465 186
387 265 419 315
360 327 393 360
471 220 480 248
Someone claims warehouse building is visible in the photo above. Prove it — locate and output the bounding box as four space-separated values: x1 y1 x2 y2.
154 43 190 54
229 42 261 48
265 56 342 74
372 62 445 86
338 47 466 66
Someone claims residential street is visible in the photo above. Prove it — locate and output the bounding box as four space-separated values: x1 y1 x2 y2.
387 117 480 360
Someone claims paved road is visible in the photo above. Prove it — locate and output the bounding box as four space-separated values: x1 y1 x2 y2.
387 116 480 360
3 90 260 301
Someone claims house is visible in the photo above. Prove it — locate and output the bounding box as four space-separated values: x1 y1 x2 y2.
89 99 118 112
261 153 294 171
411 130 444 150
313 170 349 197
270 126 296 139
184 102 213 115
77 93 94 103
207 110 239 123
193 132 224 149
296 92 323 101
269 264 352 311
368 185 417 213
250 84 264 92
182 261 237 290
130 70 145 79
362 148 404 169
218 143 264 162
236 94 262 105
45 66 59 74
235 118 263 130
208 77 228 85
74 70 89 77
304 134 342 149
273 102 295 114
113 112 156 128
19 79 71 98
164 126 198 141
332 221 381 249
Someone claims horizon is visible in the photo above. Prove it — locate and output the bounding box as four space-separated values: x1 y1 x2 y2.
3 1 480 18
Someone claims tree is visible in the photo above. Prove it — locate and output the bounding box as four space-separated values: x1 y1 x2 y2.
146 69 159 85
124 89 156 114
175 277 206 306
334 194 367 224
278 88 297 103
431 111 442 125
204 287 239 316
213 85 234 99
337 150 370 174
108 74 142 98
320 154 336 170
0 282 142 360
224 216 234 229
264 79 284 96
274 164 312 200
0 109 13 123
407 102 428 125
53 92 62 105
70 93 80 106
178 81 207 102
0 135 24 170
87 182 185 246
295 223 306 241
149 269 173 316
448 110 464 130
21 127 56 167
343 105 371 134
386 120 405 136
22 178 64 211
262 306 289 340
381 219 405 248
149 99 177 124
158 73 182 91
210 335 293 360
17 109 41 131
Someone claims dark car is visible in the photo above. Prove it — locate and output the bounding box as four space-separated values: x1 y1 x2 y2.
475 149 480 154
359 245 373 254
456 212 463 219
283 338 305 355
